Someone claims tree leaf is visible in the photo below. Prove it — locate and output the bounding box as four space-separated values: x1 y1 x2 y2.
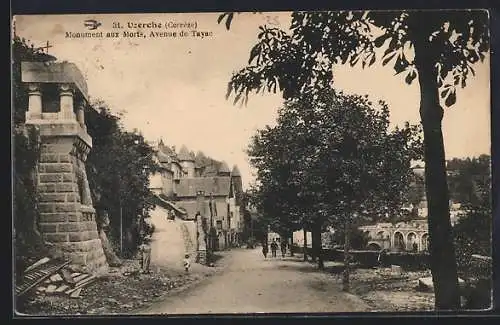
444 89 457 107
217 13 228 25
249 44 261 64
225 13 234 30
405 70 417 85
382 51 397 66
350 54 360 67
225 83 233 100
440 87 450 99
233 92 242 105
368 53 376 67
374 33 390 48
393 55 407 74
469 65 476 76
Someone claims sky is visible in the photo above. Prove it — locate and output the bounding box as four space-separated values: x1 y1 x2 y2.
14 12 491 189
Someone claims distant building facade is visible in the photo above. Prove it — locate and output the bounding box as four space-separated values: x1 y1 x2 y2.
358 162 465 252
359 220 429 252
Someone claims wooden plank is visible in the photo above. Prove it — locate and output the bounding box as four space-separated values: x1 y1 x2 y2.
74 275 96 289
25 257 50 273
55 284 69 293
46 284 57 294
16 259 71 298
70 272 81 278
60 269 76 284
73 274 88 283
49 274 63 283
69 288 82 299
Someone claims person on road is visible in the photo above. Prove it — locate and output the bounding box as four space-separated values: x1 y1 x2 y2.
280 240 287 258
262 242 269 258
270 240 278 258
183 254 191 273
139 236 152 274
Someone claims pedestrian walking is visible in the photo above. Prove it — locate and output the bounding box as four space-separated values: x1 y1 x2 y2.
270 240 278 258
139 236 152 274
280 240 287 258
183 254 191 273
262 242 269 258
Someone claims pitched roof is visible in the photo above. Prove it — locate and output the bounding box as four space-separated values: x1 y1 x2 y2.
231 165 241 177
157 143 179 163
156 150 171 163
175 200 209 220
218 161 231 174
178 145 195 161
176 177 231 197
198 165 214 177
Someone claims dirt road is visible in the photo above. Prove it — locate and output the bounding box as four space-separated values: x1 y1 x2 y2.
140 247 370 314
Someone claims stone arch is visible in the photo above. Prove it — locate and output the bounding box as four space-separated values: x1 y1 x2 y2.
377 230 391 249
377 230 389 240
393 231 405 251
367 242 382 251
421 233 429 251
406 232 418 251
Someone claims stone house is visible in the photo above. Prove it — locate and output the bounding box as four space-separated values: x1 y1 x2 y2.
359 219 429 252
358 162 466 252
148 141 244 251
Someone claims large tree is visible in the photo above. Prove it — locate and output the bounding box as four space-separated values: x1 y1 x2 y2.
248 88 422 289
85 102 160 259
219 10 489 309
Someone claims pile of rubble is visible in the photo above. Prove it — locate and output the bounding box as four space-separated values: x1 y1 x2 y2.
18 256 97 300
36 270 96 299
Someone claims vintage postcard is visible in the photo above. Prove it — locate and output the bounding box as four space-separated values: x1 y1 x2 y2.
12 11 492 316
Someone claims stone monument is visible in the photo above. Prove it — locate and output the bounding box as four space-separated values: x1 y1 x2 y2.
22 61 108 274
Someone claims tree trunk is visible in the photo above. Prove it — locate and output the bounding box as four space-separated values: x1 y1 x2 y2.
312 221 324 269
289 232 294 256
310 226 317 262
303 227 308 261
342 216 350 292
414 35 460 310
99 229 122 266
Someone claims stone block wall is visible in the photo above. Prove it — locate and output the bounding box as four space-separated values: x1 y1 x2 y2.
36 135 108 274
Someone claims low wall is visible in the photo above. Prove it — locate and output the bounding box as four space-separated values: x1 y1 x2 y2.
301 247 430 270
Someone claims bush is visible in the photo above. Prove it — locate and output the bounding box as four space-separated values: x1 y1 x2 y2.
453 208 491 270
349 250 380 267
332 228 369 250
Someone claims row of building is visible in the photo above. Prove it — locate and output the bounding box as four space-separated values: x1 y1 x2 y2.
148 140 245 250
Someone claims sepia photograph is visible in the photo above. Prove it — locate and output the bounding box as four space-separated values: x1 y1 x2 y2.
12 10 492 315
